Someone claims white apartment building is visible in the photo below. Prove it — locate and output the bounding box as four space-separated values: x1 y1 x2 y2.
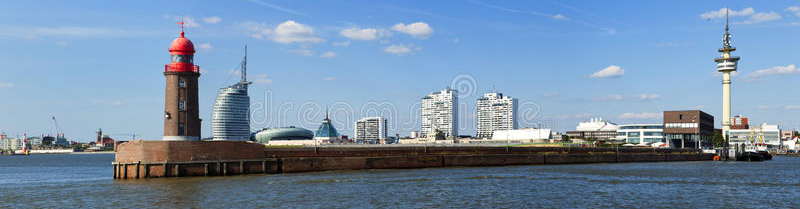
355 117 388 143
422 88 458 137
616 124 664 145
476 92 518 138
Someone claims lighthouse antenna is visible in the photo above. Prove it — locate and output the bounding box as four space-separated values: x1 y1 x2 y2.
178 21 185 37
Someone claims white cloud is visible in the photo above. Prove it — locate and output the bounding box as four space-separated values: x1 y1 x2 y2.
252 74 273 85
391 22 434 39
757 105 776 109
0 82 13 88
203 16 222 24
552 14 568 20
634 94 661 101
453 38 460 43
618 112 662 119
56 41 70 46
288 49 313 56
742 64 799 82
165 15 200 28
737 12 781 25
339 28 389 41
320 51 337 58
196 43 213 51
542 92 559 98
700 7 755 19
384 44 420 56
786 105 800 110
786 6 800 17
323 77 336 81
245 21 323 44
332 41 350 47
593 94 622 101
272 20 324 44
590 65 626 78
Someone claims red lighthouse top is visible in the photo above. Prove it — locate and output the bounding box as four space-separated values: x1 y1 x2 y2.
165 23 199 73
169 31 195 55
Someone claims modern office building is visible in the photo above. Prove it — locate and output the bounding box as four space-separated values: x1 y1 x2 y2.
663 110 714 149
421 87 458 137
729 124 782 148
314 111 340 144
731 115 749 130
476 92 518 138
616 124 664 145
354 117 387 143
212 46 252 141
781 130 794 141
566 118 618 140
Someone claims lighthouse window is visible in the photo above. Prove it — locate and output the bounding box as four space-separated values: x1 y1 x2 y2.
171 55 193 63
179 78 186 88
179 100 186 110
178 123 185 135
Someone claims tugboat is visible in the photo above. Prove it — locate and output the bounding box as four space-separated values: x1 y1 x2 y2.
736 151 763 161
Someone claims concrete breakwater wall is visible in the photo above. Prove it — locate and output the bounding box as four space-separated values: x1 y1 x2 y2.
113 140 714 179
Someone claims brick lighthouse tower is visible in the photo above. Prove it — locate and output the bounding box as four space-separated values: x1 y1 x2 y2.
163 25 201 140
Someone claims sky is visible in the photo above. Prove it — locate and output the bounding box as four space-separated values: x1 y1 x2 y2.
1 0 799 142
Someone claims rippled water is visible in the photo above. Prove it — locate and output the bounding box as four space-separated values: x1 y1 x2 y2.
1 154 798 208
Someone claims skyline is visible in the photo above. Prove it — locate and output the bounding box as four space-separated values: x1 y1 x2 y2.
2 0 800 142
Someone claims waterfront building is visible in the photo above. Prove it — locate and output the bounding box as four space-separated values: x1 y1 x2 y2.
409 131 421 139
715 11 740 138
212 46 252 141
163 26 202 140
0 137 23 151
663 110 714 149
481 128 550 144
95 128 115 148
422 88 458 137
731 115 749 130
354 117 387 143
616 124 664 145
566 118 618 140
476 92 518 138
781 130 794 141
314 111 340 144
253 127 315 146
729 124 782 148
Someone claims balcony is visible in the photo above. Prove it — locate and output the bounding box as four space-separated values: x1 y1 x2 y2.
165 64 200 73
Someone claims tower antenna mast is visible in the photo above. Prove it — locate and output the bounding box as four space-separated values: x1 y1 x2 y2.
241 45 247 83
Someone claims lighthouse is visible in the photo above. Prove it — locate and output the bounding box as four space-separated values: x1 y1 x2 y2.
163 25 202 140
714 10 739 140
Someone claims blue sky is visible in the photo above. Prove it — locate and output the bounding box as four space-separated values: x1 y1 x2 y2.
1 0 799 142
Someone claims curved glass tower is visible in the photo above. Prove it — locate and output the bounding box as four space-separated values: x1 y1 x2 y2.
212 46 252 140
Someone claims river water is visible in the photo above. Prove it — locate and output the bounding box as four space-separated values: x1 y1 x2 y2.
0 154 798 208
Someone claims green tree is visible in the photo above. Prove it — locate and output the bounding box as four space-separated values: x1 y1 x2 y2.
562 135 572 143
712 131 725 148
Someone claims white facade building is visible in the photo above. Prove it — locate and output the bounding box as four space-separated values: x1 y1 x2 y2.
729 123 781 148
212 48 251 141
476 92 518 138
422 88 458 137
576 118 619 131
616 124 664 145
355 117 387 143
487 128 551 143
0 138 23 151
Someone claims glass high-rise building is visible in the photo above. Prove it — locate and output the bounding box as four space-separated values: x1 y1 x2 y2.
212 46 252 141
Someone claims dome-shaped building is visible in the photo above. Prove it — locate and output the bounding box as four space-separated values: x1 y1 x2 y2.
253 127 314 145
